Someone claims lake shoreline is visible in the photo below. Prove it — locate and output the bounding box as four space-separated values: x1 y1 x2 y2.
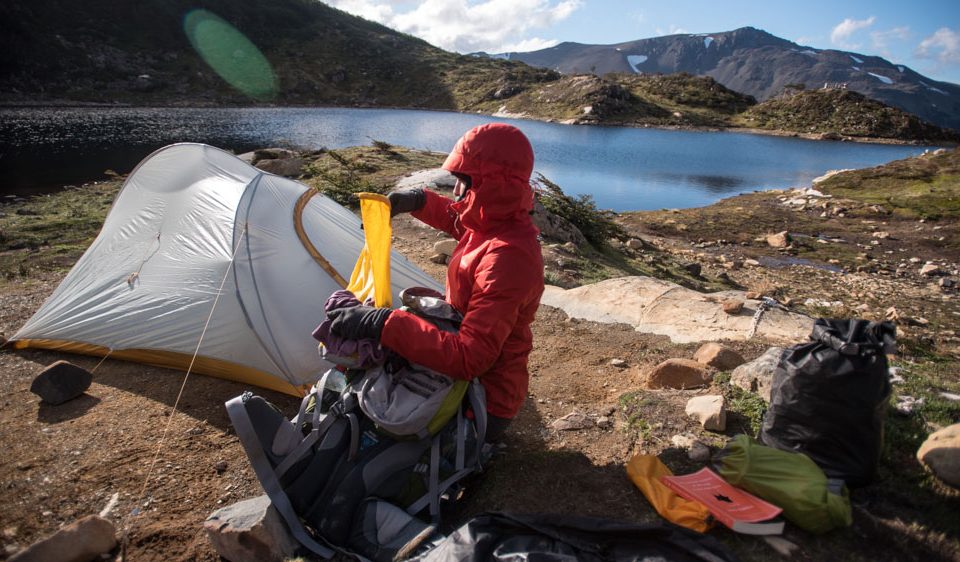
1 100 949 148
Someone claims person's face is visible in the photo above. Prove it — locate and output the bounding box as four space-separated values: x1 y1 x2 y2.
454 177 469 201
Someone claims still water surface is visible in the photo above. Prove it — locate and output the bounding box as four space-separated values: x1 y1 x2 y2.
0 106 933 211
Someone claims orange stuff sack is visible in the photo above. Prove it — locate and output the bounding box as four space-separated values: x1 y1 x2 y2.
625 455 713 533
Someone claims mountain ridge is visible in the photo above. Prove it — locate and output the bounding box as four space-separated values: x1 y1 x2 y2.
481 26 960 131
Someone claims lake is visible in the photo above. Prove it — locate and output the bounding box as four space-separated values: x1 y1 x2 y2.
0 106 934 211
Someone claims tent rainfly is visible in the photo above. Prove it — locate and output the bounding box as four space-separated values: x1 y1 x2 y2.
11 143 441 395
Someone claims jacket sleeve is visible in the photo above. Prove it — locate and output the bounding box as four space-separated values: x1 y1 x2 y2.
410 190 463 240
381 245 536 379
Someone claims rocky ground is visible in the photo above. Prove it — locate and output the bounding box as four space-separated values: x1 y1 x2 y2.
1 149 959 562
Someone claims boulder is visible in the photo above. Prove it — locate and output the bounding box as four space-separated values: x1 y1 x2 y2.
9 515 116 562
729 347 785 402
693 343 745 370
204 495 300 562
917 424 960 489
766 231 790 248
253 148 296 161
30 361 92 405
539 277 812 344
393 168 457 191
255 157 305 177
530 199 589 247
646 359 712 389
685 395 726 431
721 299 744 315
433 239 457 256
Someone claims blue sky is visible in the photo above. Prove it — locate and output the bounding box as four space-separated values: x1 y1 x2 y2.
324 0 960 84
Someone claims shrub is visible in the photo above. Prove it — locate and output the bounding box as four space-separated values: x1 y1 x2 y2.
532 173 628 246
310 150 388 207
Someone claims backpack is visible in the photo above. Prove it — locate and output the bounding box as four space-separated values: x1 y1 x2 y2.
225 290 487 561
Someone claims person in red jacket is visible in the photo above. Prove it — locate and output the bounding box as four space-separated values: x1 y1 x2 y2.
329 123 544 442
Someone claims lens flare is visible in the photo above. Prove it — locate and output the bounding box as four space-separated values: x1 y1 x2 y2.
183 9 278 101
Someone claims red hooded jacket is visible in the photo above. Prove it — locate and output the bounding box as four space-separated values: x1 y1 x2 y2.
381 123 544 419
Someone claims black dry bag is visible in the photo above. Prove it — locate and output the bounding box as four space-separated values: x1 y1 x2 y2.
760 318 896 488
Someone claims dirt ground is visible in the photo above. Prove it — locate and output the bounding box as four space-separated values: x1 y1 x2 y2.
1 192 959 561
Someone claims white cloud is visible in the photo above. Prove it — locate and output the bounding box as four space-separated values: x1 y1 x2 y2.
655 25 689 36
830 16 876 49
325 0 582 53
500 37 560 52
870 26 910 56
916 27 960 65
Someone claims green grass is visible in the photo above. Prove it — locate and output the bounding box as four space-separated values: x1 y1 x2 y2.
817 149 960 219
618 391 657 440
0 182 118 280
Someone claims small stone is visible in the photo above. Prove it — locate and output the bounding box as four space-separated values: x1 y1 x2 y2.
763 536 800 557
682 262 702 277
609 358 628 368
551 410 593 431
730 347 785 403
646 359 712 390
693 342 745 370
685 395 727 431
872 231 891 239
744 259 761 267
214 461 228 474
204 495 300 562
721 300 744 314
920 263 943 276
917 423 960 489
30 361 92 405
940 278 956 288
428 253 448 265
670 433 697 449
626 239 644 250
766 231 790 248
596 416 612 429
744 291 761 300
9 515 116 562
894 395 924 416
433 239 457 256
688 441 711 462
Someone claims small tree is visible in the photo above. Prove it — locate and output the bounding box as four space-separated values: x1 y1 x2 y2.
532 173 628 247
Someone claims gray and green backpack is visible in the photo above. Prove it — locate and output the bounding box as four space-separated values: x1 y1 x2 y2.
225 288 487 560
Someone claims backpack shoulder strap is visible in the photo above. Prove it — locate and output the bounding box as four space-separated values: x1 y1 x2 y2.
225 395 335 559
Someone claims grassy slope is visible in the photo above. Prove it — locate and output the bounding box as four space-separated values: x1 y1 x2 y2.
817 147 960 218
735 89 958 142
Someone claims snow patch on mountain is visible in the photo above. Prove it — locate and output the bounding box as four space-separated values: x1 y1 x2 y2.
627 55 648 73
704 37 714 48
920 81 949 95
850 55 864 64
868 72 893 85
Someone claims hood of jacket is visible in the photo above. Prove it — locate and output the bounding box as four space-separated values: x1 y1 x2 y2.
442 123 535 233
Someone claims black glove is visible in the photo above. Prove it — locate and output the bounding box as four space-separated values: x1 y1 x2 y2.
388 188 426 217
328 305 392 340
